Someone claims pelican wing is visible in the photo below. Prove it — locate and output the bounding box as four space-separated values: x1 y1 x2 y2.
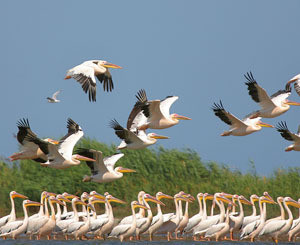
184 214 202 232
66 221 84 234
67 63 97 102
104 153 124 172
16 118 37 145
109 223 131 237
52 89 62 100
110 119 143 144
160 96 179 119
162 213 175 223
259 220 286 236
270 89 291 107
240 220 260 239
276 121 300 142
294 81 300 96
212 101 246 127
242 215 260 228
291 218 300 230
150 215 160 226
95 69 113 92
58 118 83 160
24 133 50 155
0 220 22 234
90 218 108 232
205 223 226 237
136 217 147 228
193 216 219 235
0 215 9 227
244 72 275 110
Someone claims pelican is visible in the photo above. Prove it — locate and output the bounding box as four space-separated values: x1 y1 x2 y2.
65 60 122 102
288 198 300 241
25 118 95 169
265 197 285 224
108 201 148 242
127 89 191 131
9 118 59 163
276 121 300 151
259 197 300 243
240 195 276 242
55 194 71 222
229 195 252 240
285 73 300 96
0 191 27 228
0 200 42 239
242 194 260 228
59 193 79 220
110 119 169 150
75 148 136 183
244 71 300 118
212 101 273 136
47 89 62 103
146 192 173 241
205 203 233 241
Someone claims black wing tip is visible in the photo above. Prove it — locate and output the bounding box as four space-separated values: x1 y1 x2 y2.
135 89 147 103
211 100 224 112
67 118 78 128
109 119 122 130
244 71 257 85
275 121 289 132
17 118 30 129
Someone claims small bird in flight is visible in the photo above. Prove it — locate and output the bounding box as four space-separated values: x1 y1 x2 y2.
47 89 62 103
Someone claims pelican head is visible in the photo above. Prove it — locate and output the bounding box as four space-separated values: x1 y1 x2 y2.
89 191 106 200
99 60 122 69
10 191 28 199
250 194 260 202
115 166 136 173
239 195 253 205
56 194 71 203
156 192 173 200
262 192 277 204
144 193 165 206
284 197 300 208
24 200 43 207
204 193 214 201
62 192 79 199
106 195 126 204
132 201 149 210
81 192 90 201
49 196 65 206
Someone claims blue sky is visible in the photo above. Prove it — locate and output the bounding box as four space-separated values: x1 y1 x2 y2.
1 1 300 175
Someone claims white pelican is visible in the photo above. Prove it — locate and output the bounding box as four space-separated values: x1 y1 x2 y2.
229 195 252 240
259 196 300 243
240 195 276 242
156 193 191 241
65 60 122 102
75 148 136 183
265 196 285 225
127 89 191 131
205 203 233 241
242 194 260 228
0 191 27 228
25 118 95 169
285 73 300 96
9 118 59 163
55 194 71 222
108 201 148 242
288 198 300 241
59 193 79 220
47 89 62 103
276 121 300 151
146 192 173 241
0 200 42 239
110 119 169 150
212 101 273 136
244 71 300 118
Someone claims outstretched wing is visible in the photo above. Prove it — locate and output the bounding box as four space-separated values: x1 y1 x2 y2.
276 121 300 142
104 153 124 172
52 90 62 100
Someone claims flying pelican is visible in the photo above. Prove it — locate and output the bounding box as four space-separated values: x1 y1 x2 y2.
9 118 59 163
244 71 300 118
110 119 169 150
285 73 300 96
276 121 300 151
47 89 62 103
0 200 42 239
240 195 276 242
212 101 273 136
127 89 191 131
0 191 27 228
259 196 300 243
146 192 173 241
25 118 95 169
108 201 148 242
65 60 122 102
75 148 136 183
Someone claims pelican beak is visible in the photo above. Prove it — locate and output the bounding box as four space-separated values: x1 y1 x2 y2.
117 167 136 173
173 114 192 120
150 133 169 139
159 193 173 200
63 193 79 199
48 139 60 145
257 121 274 128
46 192 57 197
145 195 165 206
221 193 233 199
108 196 126 204
25 200 43 207
217 196 236 206
91 192 106 200
263 192 276 204
75 200 87 206
177 195 193 203
286 199 300 208
58 196 71 203
285 100 300 106
90 197 105 204
240 197 252 205
204 194 214 201
74 154 96 162
12 193 28 199
261 197 277 204
133 203 149 210
102 62 122 69
52 198 65 206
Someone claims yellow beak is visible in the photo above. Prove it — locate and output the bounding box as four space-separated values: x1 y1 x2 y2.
151 134 169 139
286 100 300 106
258 122 274 128
102 62 122 69
118 167 136 173
12 193 28 199
74 154 96 162
174 114 192 120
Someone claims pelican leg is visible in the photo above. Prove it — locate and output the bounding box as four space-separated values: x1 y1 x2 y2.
47 235 51 240
272 237 278 244
65 235 68 240
149 233 153 241
250 237 255 242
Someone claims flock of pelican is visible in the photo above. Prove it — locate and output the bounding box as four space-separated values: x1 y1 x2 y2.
2 190 300 243
212 71 300 152
4 59 300 242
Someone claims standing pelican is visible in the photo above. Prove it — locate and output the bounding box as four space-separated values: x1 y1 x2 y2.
0 191 27 228
288 198 300 241
285 74 300 96
47 89 62 103
259 197 300 243
108 201 148 242
0 200 42 239
9 118 59 163
242 194 260 228
110 119 169 150
75 148 136 183
25 118 95 169
65 60 122 102
276 121 300 151
244 71 300 118
127 89 191 131
212 101 273 136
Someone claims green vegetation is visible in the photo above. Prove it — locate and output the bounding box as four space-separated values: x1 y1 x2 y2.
1 137 300 218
